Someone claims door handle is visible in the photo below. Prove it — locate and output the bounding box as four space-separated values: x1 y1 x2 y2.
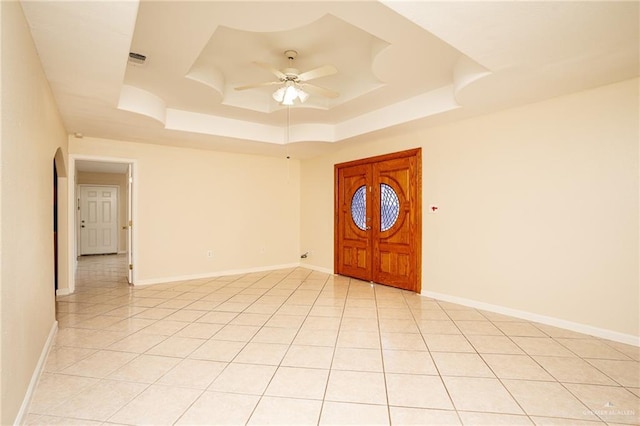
366 226 371 230
81 225 85 228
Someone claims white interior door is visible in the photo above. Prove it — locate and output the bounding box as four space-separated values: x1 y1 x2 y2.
79 186 118 255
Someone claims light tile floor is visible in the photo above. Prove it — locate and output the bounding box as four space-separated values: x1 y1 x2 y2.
25 254 639 425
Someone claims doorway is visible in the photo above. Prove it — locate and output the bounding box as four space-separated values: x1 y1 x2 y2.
334 148 422 292
53 160 58 292
68 157 136 292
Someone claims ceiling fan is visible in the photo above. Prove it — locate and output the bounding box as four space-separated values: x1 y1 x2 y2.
234 50 339 105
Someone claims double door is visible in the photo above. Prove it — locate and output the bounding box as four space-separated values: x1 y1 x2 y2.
335 149 421 292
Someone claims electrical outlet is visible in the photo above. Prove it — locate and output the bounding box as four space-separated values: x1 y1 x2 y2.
206 250 213 258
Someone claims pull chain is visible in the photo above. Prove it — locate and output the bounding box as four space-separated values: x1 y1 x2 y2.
286 105 291 181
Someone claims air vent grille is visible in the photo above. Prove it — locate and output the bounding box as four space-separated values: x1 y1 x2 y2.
128 52 146 65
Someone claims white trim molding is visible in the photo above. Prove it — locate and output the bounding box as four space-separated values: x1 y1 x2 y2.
14 321 58 425
300 263 334 275
425 291 639 347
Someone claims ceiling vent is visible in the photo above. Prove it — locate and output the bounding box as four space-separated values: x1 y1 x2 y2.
128 52 146 66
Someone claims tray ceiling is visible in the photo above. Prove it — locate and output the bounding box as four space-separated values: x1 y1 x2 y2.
20 1 639 158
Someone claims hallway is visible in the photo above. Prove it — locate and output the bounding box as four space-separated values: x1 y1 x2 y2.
24 255 639 425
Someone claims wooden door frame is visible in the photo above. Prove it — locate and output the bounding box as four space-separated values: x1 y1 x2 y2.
334 148 422 292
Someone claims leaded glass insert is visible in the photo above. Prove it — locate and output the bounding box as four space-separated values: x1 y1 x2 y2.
380 183 400 231
351 185 367 231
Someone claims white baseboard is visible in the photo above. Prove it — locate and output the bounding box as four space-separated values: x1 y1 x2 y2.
424 290 639 347
14 321 58 425
55 288 71 297
134 262 302 286
300 263 334 274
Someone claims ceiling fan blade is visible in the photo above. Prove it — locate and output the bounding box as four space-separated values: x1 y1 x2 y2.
234 81 281 91
297 64 338 82
299 82 339 99
253 61 287 80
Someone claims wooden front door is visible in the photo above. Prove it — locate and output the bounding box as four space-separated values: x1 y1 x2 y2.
335 149 421 292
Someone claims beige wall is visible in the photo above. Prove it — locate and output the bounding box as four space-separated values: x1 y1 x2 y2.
77 171 128 254
70 138 301 283
301 78 639 339
1 2 69 423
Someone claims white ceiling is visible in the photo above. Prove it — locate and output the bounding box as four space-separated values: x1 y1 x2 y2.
21 1 639 160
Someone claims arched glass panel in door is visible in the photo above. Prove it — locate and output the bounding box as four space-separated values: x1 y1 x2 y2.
350 185 367 231
380 183 400 231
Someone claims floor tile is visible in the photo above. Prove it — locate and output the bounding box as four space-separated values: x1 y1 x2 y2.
454 320 503 336
389 406 460 425
109 355 179 384
557 338 632 360
247 396 322 425
24 414 103 425
418 320 462 334
320 401 389 425
229 312 272 326
157 358 227 389
466 335 525 354
534 356 617 385
196 311 238 324
494 322 548 337
443 376 523 414
332 347 383 372
565 383 640 425
28 373 99 414
233 342 289 365
325 370 387 405
295 328 338 346
265 314 306 328
209 363 276 395
529 416 606 425
210 324 260 342
457 411 534 425
138 319 188 336
174 322 223 339
432 352 495 378
380 332 427 351
265 366 329 399
251 326 298 344
163 309 207 322
145 335 205 358
30 257 639 426
336 330 380 349
481 353 554 381
511 337 577 357
281 345 335 369
175 391 259 425
60 350 137 378
382 349 438 374
107 331 167 354
423 334 475 353
43 346 96 373
386 373 453 410
108 384 202 425
502 379 596 420
47 379 147 421
188 339 245 362
585 359 640 387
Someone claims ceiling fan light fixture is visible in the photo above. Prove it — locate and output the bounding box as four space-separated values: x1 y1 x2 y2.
297 88 309 103
282 85 298 105
272 86 286 103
